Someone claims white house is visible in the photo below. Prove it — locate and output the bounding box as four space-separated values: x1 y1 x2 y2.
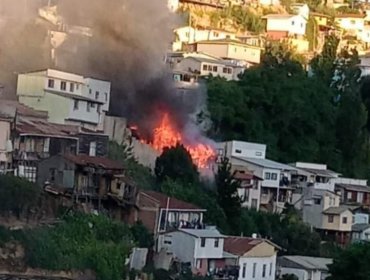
334 14 365 35
174 56 245 81
262 14 307 40
173 26 237 51
224 236 279 280
278 255 333 280
17 69 111 131
162 227 225 276
217 141 298 212
233 169 263 210
352 223 370 242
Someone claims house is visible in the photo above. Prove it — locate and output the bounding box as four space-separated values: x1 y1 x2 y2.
290 162 340 192
161 227 226 276
334 14 365 35
0 107 14 174
262 14 307 40
302 188 353 245
17 69 111 131
232 166 263 210
224 236 279 280
352 223 370 242
278 255 333 280
174 56 245 80
291 3 310 20
217 141 298 212
192 39 263 64
126 191 206 247
37 154 124 200
173 26 237 51
334 178 370 208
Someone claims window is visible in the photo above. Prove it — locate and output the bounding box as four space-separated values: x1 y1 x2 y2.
60 81 66 91
89 88 92 94
203 64 208 71
328 215 334 223
91 103 96 108
269 263 272 276
73 100 79 110
212 66 218 72
214 238 219 248
87 102 91 112
200 237 206 247
262 264 266 277
223 67 228 73
76 84 79 90
347 192 352 200
291 20 295 25
314 198 322 205
69 83 74 92
208 65 212 71
252 263 256 278
213 31 219 37
49 168 56 182
242 263 246 278
227 68 232 74
350 19 356 25
95 91 99 99
342 217 348 224
264 172 271 180
255 152 262 156
43 138 50 153
234 47 237 52
89 141 96 157
48 79 54 88
97 105 101 113
235 149 242 154
271 173 278 180
185 32 189 38
105 92 108 101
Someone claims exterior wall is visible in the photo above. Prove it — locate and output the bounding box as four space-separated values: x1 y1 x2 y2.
169 231 196 266
168 0 179 11
103 115 128 144
262 168 281 188
238 185 261 210
194 236 224 259
279 267 308 280
352 227 370 241
84 78 111 112
67 97 100 125
131 139 159 171
78 133 109 157
259 0 280 5
238 255 276 280
229 157 265 178
174 26 237 46
335 17 364 32
220 141 267 159
313 15 328 26
266 30 289 40
197 43 229 58
265 15 306 36
322 210 352 232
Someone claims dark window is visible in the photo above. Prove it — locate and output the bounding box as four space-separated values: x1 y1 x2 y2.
70 83 74 92
208 65 212 71
328 215 334 223
314 198 322 205
253 263 256 278
262 264 266 277
212 66 218 72
235 149 242 154
49 168 56 182
105 92 108 101
203 64 208 71
342 217 348 224
223 67 228 73
73 100 79 110
60 81 66 91
227 68 232 74
48 79 54 88
87 102 90 112
89 89 92 94
95 91 99 99
242 263 246 278
265 172 271 180
91 103 96 108
271 173 278 180
200 237 206 247
214 238 219 248
76 84 79 90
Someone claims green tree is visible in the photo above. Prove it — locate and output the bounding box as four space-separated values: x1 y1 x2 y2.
130 221 154 248
327 243 370 280
155 144 199 185
216 158 241 234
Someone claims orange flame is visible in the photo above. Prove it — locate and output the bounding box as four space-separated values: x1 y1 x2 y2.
151 113 215 168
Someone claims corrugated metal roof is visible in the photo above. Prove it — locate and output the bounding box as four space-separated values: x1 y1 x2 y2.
180 228 224 238
233 156 298 171
352 223 370 232
280 255 332 271
336 183 370 193
63 154 123 170
322 205 353 215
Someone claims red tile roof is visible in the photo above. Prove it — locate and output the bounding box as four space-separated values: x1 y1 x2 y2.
234 171 263 181
64 154 124 170
142 191 206 211
224 237 263 256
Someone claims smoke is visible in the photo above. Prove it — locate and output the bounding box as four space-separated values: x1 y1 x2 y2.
0 0 207 142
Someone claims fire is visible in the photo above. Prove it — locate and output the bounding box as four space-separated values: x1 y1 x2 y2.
151 113 215 168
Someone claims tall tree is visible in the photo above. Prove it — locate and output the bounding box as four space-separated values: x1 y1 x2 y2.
216 158 241 234
155 144 199 185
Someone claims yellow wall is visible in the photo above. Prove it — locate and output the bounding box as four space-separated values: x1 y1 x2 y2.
322 210 352 232
313 15 328 26
244 241 276 257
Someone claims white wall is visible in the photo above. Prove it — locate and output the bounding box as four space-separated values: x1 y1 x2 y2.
266 15 306 35
335 17 364 32
280 267 308 280
239 255 276 280
194 237 224 259
84 78 111 112
169 231 196 266
226 141 267 159
262 168 281 188
67 97 100 125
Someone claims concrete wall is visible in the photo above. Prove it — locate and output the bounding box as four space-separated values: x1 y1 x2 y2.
322 210 352 232
103 116 128 144
266 15 306 35
239 255 276 280
197 43 229 59
84 78 111 112
223 141 267 159
169 231 196 266
194 236 224 259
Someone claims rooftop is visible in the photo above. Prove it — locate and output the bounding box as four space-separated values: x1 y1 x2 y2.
234 170 263 181
46 89 105 104
233 156 298 171
179 228 224 238
322 205 353 215
335 183 370 193
63 154 123 170
335 14 366 19
224 237 263 255
17 118 79 138
352 223 370 232
142 191 206 211
0 100 48 119
262 14 295 19
279 255 332 271
196 39 263 49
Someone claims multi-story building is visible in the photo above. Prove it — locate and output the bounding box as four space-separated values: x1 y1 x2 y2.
262 14 307 40
217 141 298 212
302 188 353 245
334 178 370 208
224 236 279 280
17 69 111 131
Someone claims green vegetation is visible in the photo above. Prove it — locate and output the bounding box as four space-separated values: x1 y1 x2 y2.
328 242 370 280
207 35 369 178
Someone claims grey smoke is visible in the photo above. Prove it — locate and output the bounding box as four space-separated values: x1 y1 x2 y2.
0 0 207 143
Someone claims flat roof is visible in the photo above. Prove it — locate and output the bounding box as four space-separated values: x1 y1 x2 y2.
280 255 332 271
179 228 225 238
